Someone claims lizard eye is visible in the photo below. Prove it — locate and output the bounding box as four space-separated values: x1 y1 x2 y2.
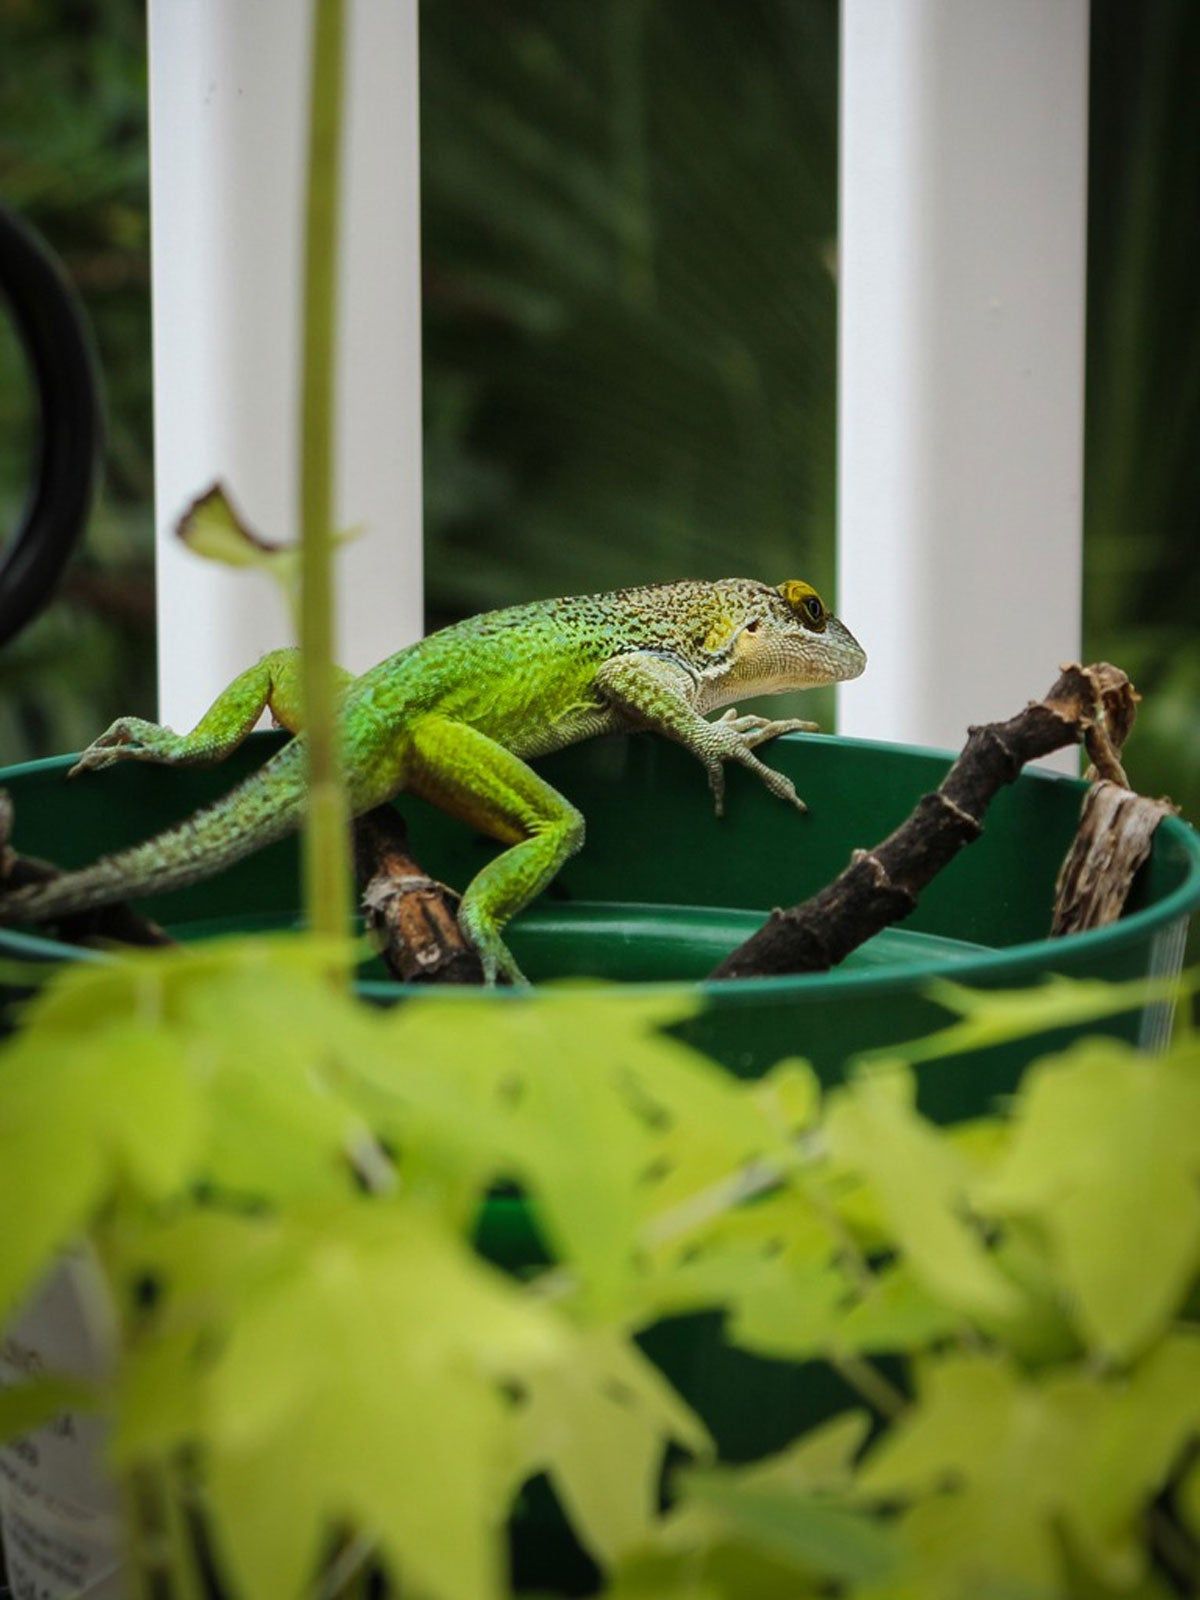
804 596 823 623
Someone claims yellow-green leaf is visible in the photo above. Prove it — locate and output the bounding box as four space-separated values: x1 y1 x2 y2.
826 1067 1020 1321
175 1201 561 1600
863 973 1195 1067
861 1342 1200 1595
0 1025 203 1317
683 1472 896 1586
513 1328 710 1565
980 1036 1200 1358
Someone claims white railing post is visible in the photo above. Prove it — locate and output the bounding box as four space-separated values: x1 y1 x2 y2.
837 0 1090 767
148 0 423 730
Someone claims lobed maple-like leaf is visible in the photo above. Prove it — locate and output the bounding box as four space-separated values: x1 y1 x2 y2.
860 1339 1200 1595
121 1199 565 1600
364 993 795 1318
511 1326 710 1565
980 1035 1200 1359
0 1022 203 1319
825 1067 1021 1321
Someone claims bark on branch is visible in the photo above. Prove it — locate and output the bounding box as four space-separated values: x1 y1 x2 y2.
353 805 484 985
710 662 1147 982
1051 781 1178 936
1048 665 1177 938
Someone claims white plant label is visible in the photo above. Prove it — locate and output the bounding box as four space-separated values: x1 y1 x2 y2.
0 1251 123 1599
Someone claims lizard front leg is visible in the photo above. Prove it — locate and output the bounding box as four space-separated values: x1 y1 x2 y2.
594 653 808 816
406 716 585 984
69 649 354 776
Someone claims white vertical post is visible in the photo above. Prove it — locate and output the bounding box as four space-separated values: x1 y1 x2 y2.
837 0 1089 767
148 0 423 730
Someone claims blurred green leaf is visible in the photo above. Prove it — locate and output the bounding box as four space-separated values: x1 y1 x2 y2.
0 1023 202 1318
367 991 793 1317
18 937 387 1205
862 1338 1200 1596
175 482 291 572
731 1410 872 1495
980 1035 1200 1360
862 973 1195 1069
826 1067 1021 1321
3 931 1200 1599
830 1266 963 1357
132 1200 564 1600
512 1326 710 1566
684 1471 896 1586
725 1257 848 1362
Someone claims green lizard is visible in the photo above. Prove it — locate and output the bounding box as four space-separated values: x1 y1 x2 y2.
0 578 864 981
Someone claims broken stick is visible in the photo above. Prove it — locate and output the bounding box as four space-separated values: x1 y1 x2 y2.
353 805 484 985
1051 781 1178 936
1046 666 1179 935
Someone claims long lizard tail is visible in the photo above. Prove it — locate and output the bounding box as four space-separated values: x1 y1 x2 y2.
0 739 310 925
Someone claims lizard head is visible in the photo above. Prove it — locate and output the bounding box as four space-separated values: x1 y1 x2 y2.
706 578 866 694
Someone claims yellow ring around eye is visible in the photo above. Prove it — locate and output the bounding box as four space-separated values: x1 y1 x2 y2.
778 578 822 612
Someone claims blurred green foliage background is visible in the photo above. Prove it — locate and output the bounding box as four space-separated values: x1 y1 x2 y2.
0 0 1197 817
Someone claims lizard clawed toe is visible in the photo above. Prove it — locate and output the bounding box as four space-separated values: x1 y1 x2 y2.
459 910 529 987
717 712 820 747
70 743 132 778
482 947 529 987
69 718 162 777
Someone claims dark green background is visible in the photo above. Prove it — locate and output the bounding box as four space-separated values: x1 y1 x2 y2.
0 0 1197 817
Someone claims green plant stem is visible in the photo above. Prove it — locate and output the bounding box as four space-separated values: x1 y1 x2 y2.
318 1532 376 1600
160 1466 206 1600
300 0 352 949
827 1351 907 1422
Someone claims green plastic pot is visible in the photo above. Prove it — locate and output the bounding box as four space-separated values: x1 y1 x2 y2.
2 730 1198 1592
2 729 1196 1098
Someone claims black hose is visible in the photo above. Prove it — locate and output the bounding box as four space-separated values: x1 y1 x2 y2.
0 206 103 646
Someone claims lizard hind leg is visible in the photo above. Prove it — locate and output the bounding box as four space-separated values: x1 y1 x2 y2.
406 716 585 985
69 649 353 777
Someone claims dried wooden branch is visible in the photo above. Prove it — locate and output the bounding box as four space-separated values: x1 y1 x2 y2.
0 791 174 949
710 662 1140 982
1080 665 1140 786
353 805 484 985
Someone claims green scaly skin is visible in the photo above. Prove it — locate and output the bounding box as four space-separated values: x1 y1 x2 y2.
0 578 865 982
